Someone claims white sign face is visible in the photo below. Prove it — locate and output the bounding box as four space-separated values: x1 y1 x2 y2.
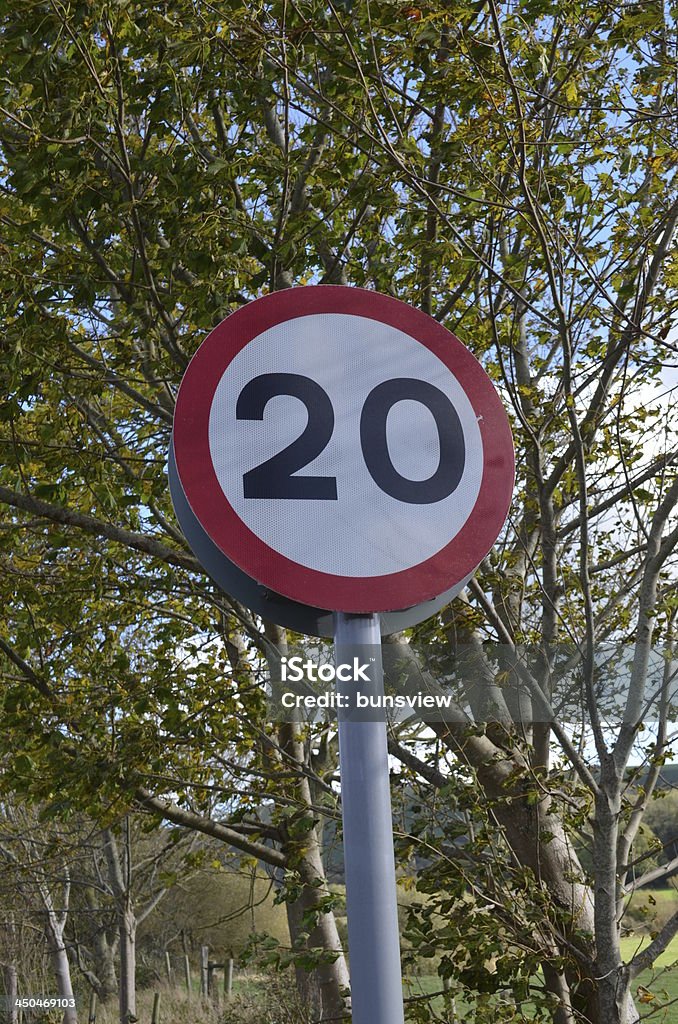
208 312 484 578
173 287 514 613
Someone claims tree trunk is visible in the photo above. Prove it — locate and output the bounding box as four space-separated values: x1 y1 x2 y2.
102 827 137 1024
117 904 136 1024
83 883 118 1002
91 930 118 1002
51 944 78 1024
295 840 351 1022
3 963 18 1024
43 919 78 1024
285 899 323 1019
592 775 640 1024
267 628 351 1021
38 879 77 1024
542 963 576 1024
434 722 601 1016
274 756 351 1017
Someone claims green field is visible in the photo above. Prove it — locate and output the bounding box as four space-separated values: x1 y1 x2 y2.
620 934 678 1023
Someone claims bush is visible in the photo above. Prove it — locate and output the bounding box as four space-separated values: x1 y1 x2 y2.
223 972 309 1024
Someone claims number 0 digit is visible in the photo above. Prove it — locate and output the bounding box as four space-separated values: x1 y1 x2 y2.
360 378 465 503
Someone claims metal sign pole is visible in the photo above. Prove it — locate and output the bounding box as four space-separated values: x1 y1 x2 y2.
334 612 405 1024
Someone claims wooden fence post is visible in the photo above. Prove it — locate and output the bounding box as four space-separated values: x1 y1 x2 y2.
87 991 97 1024
183 954 191 1000
224 958 234 999
151 992 160 1024
200 946 209 999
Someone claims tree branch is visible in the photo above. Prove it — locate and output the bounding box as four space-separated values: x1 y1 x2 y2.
629 906 678 978
134 788 287 869
0 485 199 573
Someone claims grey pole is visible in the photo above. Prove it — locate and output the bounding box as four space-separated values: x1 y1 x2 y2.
334 612 405 1024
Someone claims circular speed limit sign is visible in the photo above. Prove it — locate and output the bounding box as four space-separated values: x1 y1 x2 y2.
172 287 513 614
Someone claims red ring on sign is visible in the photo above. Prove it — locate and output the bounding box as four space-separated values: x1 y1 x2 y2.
173 286 514 613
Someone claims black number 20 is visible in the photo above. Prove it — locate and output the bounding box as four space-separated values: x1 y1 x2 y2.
236 373 465 504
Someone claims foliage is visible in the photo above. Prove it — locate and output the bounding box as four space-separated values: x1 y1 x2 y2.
0 1 677 1021
643 789 678 870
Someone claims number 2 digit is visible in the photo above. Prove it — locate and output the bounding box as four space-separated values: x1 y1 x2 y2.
236 373 338 499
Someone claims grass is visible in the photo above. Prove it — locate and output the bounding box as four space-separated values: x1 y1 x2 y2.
87 972 305 1024
90 988 222 1024
122 939 678 1024
620 934 678 1023
82 899 678 1024
79 954 678 1024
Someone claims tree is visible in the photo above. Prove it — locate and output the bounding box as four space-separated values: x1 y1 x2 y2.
0 804 79 1024
1 2 677 1022
79 817 190 1021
